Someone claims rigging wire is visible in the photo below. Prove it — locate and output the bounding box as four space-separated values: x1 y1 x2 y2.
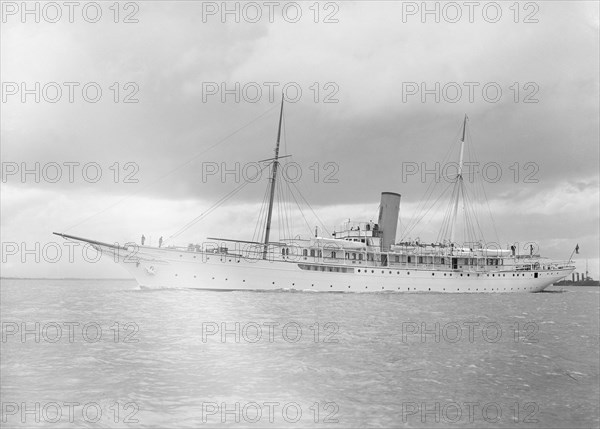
401 124 463 241
251 178 272 243
286 179 317 236
290 180 331 237
281 164 293 240
403 118 503 249
168 163 271 240
468 127 501 245
63 103 281 232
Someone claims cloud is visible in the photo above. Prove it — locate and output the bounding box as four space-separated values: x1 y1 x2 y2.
1 1 598 278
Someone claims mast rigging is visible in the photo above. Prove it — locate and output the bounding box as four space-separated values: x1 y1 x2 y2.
263 94 285 259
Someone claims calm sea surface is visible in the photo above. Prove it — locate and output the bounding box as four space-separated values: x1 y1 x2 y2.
1 279 598 428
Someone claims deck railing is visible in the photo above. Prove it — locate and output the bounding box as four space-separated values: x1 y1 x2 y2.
157 240 576 272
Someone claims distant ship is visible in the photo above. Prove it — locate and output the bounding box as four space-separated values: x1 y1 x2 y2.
556 260 599 286
55 100 575 293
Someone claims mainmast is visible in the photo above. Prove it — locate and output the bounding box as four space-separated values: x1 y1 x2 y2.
449 114 468 244
586 258 589 280
262 95 285 259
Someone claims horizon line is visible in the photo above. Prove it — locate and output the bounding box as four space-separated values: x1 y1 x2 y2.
0 277 135 281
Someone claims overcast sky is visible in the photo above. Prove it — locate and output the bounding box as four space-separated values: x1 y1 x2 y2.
1 1 598 278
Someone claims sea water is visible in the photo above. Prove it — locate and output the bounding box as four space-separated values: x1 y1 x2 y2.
1 279 598 428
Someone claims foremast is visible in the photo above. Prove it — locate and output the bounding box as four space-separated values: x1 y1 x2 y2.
262 95 285 259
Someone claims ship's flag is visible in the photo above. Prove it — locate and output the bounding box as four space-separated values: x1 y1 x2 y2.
575 244 580 254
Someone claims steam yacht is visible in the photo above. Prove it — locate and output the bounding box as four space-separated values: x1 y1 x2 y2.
55 100 575 293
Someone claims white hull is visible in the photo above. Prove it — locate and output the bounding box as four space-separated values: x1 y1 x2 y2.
106 245 573 294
